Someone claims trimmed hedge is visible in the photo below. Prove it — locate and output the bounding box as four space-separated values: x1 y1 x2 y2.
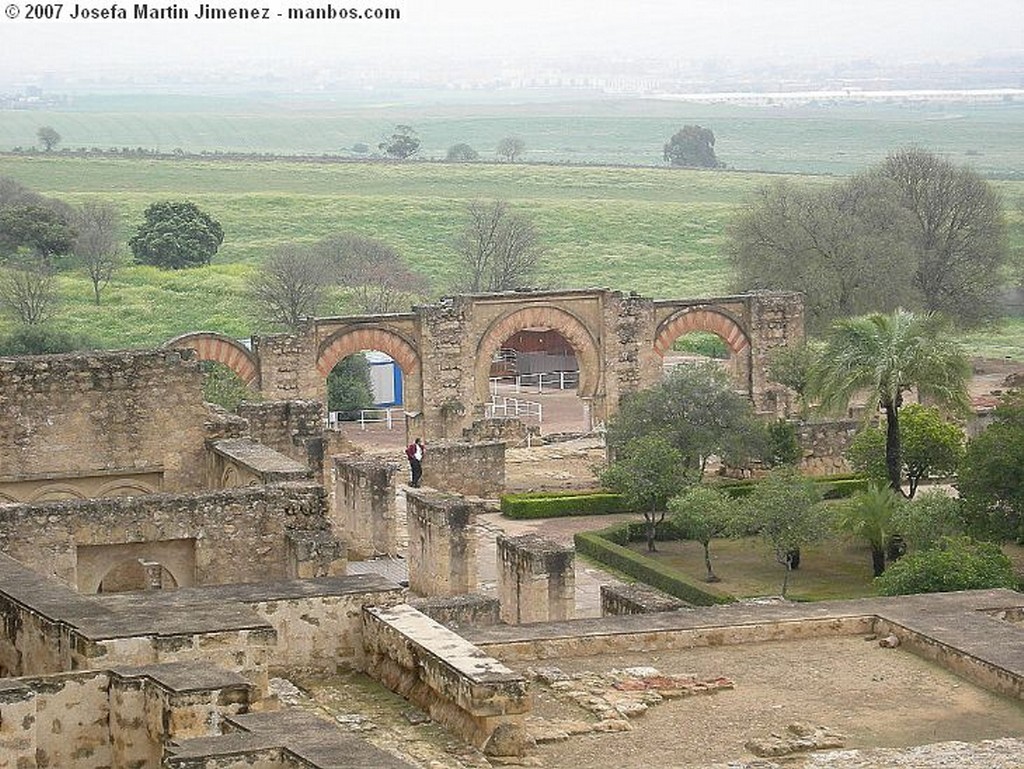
710 475 869 500
501 490 628 519
575 528 733 606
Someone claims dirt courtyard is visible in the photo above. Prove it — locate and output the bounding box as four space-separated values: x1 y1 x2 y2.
293 635 1024 769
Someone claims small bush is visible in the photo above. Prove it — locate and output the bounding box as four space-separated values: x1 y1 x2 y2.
874 536 1018 595
500 491 628 519
575 530 732 606
0 325 98 355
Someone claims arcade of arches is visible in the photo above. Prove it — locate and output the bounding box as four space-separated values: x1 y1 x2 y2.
168 290 804 438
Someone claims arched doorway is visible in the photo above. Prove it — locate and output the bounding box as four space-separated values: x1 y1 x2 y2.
317 326 422 448
475 306 601 434
98 558 179 593
654 308 752 397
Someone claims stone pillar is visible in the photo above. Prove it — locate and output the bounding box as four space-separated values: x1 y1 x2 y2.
332 457 398 559
496 534 575 624
748 291 805 415
406 490 477 596
250 326 324 402
285 529 346 578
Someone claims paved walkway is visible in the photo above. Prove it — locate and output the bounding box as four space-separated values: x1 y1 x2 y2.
349 487 636 618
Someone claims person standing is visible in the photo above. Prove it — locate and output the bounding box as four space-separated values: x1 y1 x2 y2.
405 437 424 488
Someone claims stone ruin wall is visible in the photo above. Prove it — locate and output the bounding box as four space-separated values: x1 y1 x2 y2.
332 456 398 559
0 349 211 500
795 419 860 476
236 399 326 478
0 482 331 592
419 440 505 497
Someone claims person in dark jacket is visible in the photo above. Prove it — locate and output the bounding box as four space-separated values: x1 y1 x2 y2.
405 437 424 487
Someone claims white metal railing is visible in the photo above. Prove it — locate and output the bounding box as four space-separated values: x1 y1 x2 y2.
501 370 579 394
327 408 398 430
485 396 543 423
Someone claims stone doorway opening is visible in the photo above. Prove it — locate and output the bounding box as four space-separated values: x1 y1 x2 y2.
327 349 407 450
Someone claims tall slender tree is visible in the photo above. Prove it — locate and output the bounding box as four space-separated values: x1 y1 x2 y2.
810 309 969 495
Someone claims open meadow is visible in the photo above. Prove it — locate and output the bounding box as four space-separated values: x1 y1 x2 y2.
0 94 1022 352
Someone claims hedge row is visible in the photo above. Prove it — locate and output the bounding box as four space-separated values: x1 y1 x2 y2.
500 490 628 519
575 528 733 607
710 475 869 500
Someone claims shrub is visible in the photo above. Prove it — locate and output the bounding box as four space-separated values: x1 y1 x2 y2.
574 529 732 606
500 491 628 519
874 536 1018 595
0 325 97 355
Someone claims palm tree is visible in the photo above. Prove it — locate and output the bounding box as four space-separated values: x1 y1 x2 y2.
810 310 969 496
837 483 901 576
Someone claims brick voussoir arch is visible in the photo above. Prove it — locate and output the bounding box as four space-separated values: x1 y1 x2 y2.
654 307 751 357
475 305 601 398
162 332 260 386
316 326 421 378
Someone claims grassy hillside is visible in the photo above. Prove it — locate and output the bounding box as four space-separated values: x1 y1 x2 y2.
0 153 1021 355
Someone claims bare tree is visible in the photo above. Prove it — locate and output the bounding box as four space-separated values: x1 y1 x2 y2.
496 136 525 162
313 233 426 314
248 245 331 330
455 200 543 292
37 126 61 152
0 256 59 325
73 200 125 305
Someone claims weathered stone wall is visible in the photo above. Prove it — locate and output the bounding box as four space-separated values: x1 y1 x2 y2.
462 417 539 448
409 593 501 629
600 583 689 616
0 664 255 769
362 604 530 753
236 399 326 478
332 457 398 559
250 329 324 404
0 482 331 591
795 419 859 476
0 349 210 496
419 441 505 497
497 534 575 624
209 438 312 489
748 292 806 415
406 490 477 596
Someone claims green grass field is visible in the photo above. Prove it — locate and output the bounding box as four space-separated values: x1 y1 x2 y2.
0 102 1022 353
3 94 1023 176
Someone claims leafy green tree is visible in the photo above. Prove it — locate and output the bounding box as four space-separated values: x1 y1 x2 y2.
729 151 1008 331
601 436 688 552
37 126 60 152
606 363 765 479
446 143 479 162
0 204 75 260
846 405 965 498
874 536 1017 595
741 469 830 597
729 175 920 332
0 324 96 355
836 483 901 576
129 201 223 269
379 125 420 159
663 125 721 168
327 353 374 417
763 419 801 468
73 200 125 305
810 310 969 496
892 490 965 553
883 147 1006 326
767 341 821 413
668 486 737 581
496 136 525 162
958 392 1024 542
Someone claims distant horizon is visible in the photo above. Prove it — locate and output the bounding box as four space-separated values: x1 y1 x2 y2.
1 0 1021 93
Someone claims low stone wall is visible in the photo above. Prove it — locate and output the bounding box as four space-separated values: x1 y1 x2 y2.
795 419 860 476
600 583 690 616
410 593 501 629
0 552 403 683
237 399 326 478
0 663 254 769
462 418 539 448
0 482 335 591
420 440 505 497
332 456 399 559
209 438 311 489
362 604 530 753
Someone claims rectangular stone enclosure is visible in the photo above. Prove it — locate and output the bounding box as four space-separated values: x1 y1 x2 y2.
497 534 575 624
406 490 478 597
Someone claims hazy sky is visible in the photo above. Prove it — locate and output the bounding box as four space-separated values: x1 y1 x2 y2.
1 0 1022 83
